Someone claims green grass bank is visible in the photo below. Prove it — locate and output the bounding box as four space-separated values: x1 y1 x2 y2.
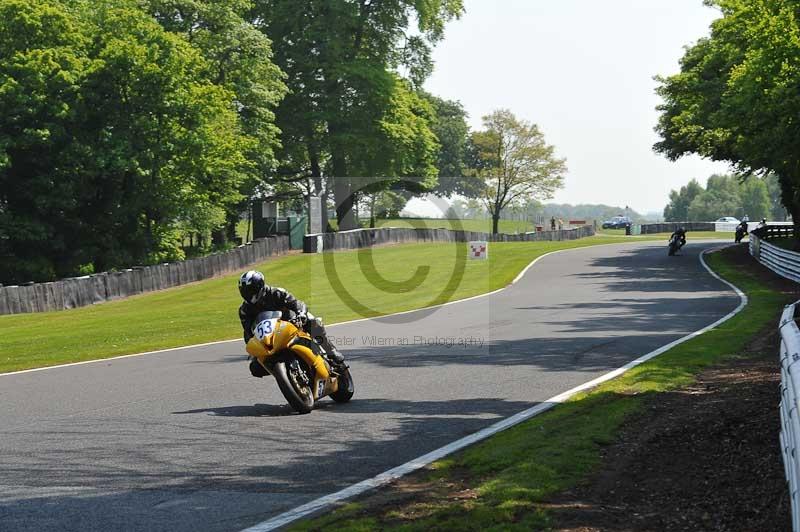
289 245 789 531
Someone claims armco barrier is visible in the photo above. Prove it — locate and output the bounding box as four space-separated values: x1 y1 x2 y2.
779 302 800 532
0 236 289 315
750 226 800 283
638 221 791 234
303 225 595 253
637 222 716 234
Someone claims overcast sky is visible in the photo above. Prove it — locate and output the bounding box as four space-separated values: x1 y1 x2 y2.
422 0 731 215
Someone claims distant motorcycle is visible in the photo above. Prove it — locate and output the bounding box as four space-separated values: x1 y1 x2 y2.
735 223 748 243
668 234 683 256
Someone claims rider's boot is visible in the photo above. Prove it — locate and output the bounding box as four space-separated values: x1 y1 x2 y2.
305 316 346 365
320 337 345 365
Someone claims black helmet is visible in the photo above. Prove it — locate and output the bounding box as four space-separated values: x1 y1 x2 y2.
762 218 767 223
679 226 685 233
239 270 266 304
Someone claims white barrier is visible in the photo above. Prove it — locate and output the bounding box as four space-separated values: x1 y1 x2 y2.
750 227 800 284
716 221 792 232
779 303 800 532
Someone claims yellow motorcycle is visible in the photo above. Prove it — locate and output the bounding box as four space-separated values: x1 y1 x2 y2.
245 311 354 414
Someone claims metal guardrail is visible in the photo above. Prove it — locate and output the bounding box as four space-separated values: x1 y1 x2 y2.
780 303 800 532
750 225 800 284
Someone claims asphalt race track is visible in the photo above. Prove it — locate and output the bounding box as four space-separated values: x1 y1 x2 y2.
0 241 741 532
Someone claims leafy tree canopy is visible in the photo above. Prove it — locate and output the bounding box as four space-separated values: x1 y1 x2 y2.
0 0 268 283
251 0 463 229
422 93 484 198
663 179 703 222
654 0 800 230
663 174 771 222
467 109 567 234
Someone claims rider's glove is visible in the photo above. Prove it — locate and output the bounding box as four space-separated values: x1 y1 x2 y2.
293 312 308 328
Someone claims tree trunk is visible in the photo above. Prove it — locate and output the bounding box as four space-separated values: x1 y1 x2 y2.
309 150 329 233
322 186 334 232
328 115 356 231
332 151 356 230
779 171 800 249
245 210 251 243
211 228 226 248
791 195 800 250
226 217 237 243
492 213 500 234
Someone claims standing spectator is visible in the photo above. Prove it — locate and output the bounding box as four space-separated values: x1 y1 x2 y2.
558 218 564 230
550 216 556 231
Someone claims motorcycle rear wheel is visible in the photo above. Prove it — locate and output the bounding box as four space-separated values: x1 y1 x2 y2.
273 356 314 414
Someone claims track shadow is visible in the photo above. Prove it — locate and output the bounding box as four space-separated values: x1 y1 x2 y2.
566 242 727 294
170 397 523 419
172 403 294 417
0 396 535 495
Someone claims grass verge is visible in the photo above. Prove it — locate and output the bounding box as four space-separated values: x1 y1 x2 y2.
288 246 790 531
1 236 653 374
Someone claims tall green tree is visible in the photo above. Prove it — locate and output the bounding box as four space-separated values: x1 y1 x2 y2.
468 110 567 234
0 0 88 282
664 174 769 221
765 173 788 220
0 0 255 283
686 175 742 221
251 0 463 230
740 177 771 221
144 0 287 244
655 0 800 237
422 93 484 198
663 179 703 221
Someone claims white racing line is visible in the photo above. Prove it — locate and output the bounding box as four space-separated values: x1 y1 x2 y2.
239 244 748 532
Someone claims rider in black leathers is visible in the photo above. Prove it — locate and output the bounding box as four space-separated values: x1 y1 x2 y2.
735 220 749 243
670 227 687 249
238 270 344 378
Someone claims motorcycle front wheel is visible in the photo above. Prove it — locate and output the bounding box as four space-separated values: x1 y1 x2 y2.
273 355 314 414
330 368 354 403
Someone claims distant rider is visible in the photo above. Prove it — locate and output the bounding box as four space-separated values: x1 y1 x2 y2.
238 270 345 378
738 219 749 233
735 220 748 243
670 226 687 249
